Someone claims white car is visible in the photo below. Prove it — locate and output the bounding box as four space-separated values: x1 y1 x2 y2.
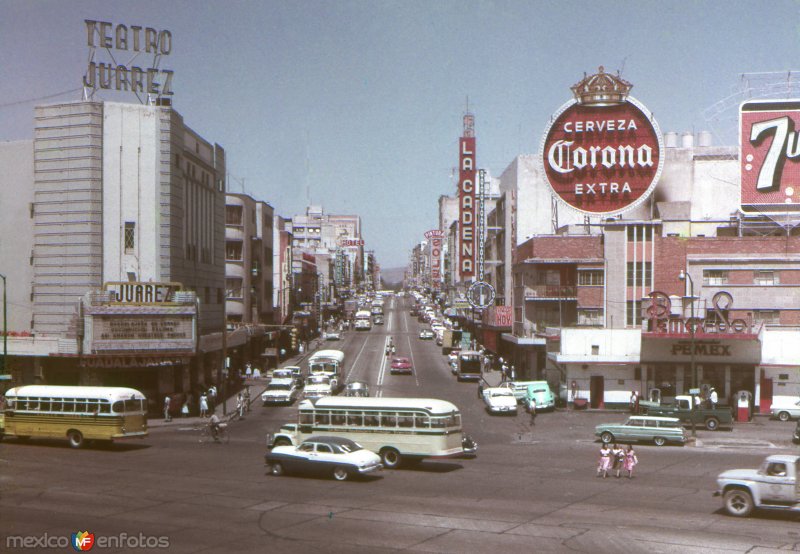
304 374 334 399
482 387 519 415
771 397 800 421
419 329 435 340
262 378 299 405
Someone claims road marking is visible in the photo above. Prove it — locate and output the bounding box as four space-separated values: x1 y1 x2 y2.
344 333 371 383
376 336 390 394
406 332 420 387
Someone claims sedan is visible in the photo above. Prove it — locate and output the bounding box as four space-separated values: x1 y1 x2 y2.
595 415 686 447
390 357 413 375
771 398 800 421
265 436 382 481
482 388 518 415
419 329 435 340
324 331 341 341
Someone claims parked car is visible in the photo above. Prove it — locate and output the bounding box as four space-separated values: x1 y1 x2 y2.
643 394 733 431
714 455 800 517
770 397 800 421
595 415 686 446
277 366 304 388
419 329 435 340
390 357 413 375
794 420 800 444
265 436 383 481
324 331 341 341
344 381 370 397
482 387 519 415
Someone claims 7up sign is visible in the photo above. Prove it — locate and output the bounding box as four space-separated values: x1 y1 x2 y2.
741 100 800 212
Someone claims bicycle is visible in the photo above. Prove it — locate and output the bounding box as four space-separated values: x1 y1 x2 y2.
199 421 230 444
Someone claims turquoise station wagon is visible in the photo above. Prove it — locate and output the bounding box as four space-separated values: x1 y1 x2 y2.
595 415 686 447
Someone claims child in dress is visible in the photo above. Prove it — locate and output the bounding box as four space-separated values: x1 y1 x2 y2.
624 445 638 478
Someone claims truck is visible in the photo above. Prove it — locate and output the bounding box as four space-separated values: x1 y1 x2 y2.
714 455 800 517
344 299 358 320
440 329 462 355
642 394 733 431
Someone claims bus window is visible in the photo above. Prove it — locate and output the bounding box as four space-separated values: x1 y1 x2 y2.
347 411 363 426
381 413 397 427
398 413 414 428
63 400 76 413
50 399 62 412
75 399 89 413
98 400 110 414
430 416 447 428
315 411 330 426
414 414 429 428
28 398 40 411
331 413 346 426
111 401 123 414
299 412 314 425
363 413 379 427
39 400 51 412
123 399 142 413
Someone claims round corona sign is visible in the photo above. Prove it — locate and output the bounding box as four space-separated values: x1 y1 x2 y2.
540 96 664 215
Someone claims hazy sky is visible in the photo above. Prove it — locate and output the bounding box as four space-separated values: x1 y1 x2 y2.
2 1 800 268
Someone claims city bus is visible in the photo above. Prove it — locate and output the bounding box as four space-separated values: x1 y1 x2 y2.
0 385 148 448
268 396 477 468
457 350 483 381
308 349 345 391
354 309 372 330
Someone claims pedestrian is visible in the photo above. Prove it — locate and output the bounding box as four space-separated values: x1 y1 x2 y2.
163 395 172 422
612 443 625 478
510 365 516 381
208 385 217 409
199 393 208 418
181 400 189 418
529 397 537 426
477 380 484 399
597 444 612 478
709 388 718 409
244 386 251 413
629 391 638 414
236 393 244 419
253 366 261 380
624 445 638 478
245 363 253 380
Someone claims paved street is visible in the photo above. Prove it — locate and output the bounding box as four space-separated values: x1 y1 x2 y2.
2 297 799 553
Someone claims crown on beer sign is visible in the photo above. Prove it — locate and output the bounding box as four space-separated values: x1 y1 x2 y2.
570 66 632 106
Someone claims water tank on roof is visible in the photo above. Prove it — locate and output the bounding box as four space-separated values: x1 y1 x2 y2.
681 132 694 148
664 132 678 148
698 130 712 147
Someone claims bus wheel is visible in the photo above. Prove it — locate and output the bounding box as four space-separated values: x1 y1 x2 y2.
67 430 85 449
380 448 402 469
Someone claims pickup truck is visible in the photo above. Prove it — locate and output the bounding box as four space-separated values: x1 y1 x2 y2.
715 455 800 517
641 394 732 431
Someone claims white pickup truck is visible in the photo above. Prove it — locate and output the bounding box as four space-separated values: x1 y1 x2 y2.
714 454 800 517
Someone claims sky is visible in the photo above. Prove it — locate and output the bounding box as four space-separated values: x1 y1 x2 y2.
2 0 800 269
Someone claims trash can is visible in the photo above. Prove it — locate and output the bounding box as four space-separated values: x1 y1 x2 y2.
736 390 753 422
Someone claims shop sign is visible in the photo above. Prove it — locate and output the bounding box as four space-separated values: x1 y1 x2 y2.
645 290 755 335
540 68 663 215
83 20 174 97
740 100 800 212
425 230 444 289
80 356 190 368
459 113 477 278
670 341 731 357
93 316 193 341
339 239 364 247
487 306 513 328
105 281 181 304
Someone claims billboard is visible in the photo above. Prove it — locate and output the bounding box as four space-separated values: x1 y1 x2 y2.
541 69 664 215
459 113 477 279
740 100 800 211
424 230 444 290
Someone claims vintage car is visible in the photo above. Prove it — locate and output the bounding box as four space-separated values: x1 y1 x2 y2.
418 329 435 340
303 374 334 400
595 415 686 446
390 357 413 375
715 455 800 517
276 366 304 388
372 315 384 325
343 381 370 397
261 378 299 405
771 397 800 421
265 436 382 481
482 387 519 415
324 331 341 341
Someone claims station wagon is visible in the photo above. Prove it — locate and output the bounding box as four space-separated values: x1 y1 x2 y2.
595 415 686 447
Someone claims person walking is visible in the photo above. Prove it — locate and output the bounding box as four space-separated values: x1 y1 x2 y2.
181 400 190 417
199 393 209 418
244 386 251 413
612 443 625 478
236 393 244 420
624 445 638 478
528 397 537 426
597 444 612 478
163 395 172 422
245 363 253 380
629 391 638 414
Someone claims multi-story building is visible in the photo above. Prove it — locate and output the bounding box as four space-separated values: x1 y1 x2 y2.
273 215 294 325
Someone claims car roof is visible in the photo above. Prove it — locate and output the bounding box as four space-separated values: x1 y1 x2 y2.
304 436 360 447
628 416 681 422
765 454 800 464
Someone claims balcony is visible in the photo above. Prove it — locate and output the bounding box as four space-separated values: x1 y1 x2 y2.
226 227 245 241
524 285 577 301
226 262 246 279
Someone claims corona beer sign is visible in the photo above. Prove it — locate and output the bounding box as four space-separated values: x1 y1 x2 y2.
540 67 664 215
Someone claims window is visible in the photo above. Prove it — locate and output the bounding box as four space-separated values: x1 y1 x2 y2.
754 270 779 285
578 309 603 326
299 442 314 452
626 262 652 286
591 345 600 355
381 413 397 427
225 279 242 299
627 300 643 326
703 270 728 285
578 270 604 286
347 411 363 426
316 444 333 454
627 225 652 242
226 242 243 261
124 222 135 253
225 205 243 226
315 412 330 426
753 310 780 326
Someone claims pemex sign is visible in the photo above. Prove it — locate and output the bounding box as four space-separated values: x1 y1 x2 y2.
540 67 664 216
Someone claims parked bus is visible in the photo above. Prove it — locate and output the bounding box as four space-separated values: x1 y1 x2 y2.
354 310 372 330
0 385 148 448
308 349 345 391
457 350 483 381
268 396 477 468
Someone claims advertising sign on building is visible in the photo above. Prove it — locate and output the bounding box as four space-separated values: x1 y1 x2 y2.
540 67 664 216
487 306 513 328
459 113 477 279
338 238 365 247
740 100 800 212
424 230 444 290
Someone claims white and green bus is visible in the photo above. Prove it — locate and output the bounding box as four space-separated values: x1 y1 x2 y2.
269 396 477 468
0 385 148 448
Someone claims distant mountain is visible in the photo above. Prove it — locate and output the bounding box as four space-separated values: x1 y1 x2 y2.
380 266 406 286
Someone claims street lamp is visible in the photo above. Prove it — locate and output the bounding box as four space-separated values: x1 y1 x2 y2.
0 273 6 375
679 269 697 437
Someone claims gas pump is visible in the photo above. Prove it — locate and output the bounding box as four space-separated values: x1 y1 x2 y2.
736 390 753 422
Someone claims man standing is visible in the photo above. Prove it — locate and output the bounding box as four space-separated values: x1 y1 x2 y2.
163 395 172 422
199 393 209 418
710 388 718 409
529 398 537 426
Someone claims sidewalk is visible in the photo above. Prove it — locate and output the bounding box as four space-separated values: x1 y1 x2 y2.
148 340 321 429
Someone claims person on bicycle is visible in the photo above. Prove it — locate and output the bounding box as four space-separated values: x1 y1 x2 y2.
209 413 221 440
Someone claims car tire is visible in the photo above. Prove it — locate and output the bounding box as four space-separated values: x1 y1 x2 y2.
67 430 85 449
274 437 291 447
778 411 791 422
600 432 614 444
380 447 402 469
723 488 754 517
653 436 666 447
332 466 350 481
270 462 284 477
705 417 720 431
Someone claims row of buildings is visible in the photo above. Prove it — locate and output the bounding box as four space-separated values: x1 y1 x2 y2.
0 99 380 411
409 68 800 412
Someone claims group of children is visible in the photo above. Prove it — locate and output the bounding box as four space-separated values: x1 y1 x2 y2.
597 443 638 478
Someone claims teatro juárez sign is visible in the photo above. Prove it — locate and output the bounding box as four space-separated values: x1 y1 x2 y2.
83 20 174 97
540 67 664 215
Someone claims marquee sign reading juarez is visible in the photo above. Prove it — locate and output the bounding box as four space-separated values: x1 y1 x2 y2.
540 68 664 215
